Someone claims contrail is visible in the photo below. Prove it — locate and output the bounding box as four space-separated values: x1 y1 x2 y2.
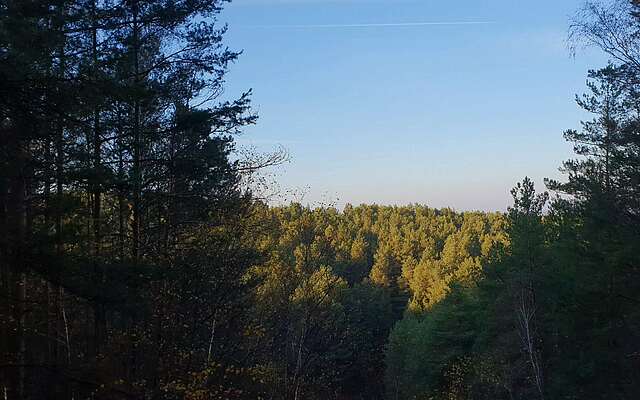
243 21 495 29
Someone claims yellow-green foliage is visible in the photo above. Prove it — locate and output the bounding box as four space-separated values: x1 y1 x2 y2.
244 203 507 398
250 204 507 313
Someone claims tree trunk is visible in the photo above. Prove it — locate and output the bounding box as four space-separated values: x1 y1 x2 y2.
6 127 27 399
131 0 142 264
91 0 105 361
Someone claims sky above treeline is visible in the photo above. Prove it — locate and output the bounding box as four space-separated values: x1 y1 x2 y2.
220 0 607 211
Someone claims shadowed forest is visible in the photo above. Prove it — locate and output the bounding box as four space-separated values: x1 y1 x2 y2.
1 0 640 399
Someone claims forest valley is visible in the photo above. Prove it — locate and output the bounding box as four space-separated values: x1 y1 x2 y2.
1 0 640 399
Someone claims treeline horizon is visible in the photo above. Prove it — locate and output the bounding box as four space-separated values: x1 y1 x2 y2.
2 0 640 399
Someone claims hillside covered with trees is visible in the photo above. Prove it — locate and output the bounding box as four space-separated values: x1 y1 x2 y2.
1 0 640 399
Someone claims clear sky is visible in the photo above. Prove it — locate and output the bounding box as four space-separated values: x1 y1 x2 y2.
219 0 607 211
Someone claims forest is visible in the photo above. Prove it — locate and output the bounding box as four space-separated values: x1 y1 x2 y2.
1 0 640 399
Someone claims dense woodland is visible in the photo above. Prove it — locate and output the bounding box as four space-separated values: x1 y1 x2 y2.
1 0 640 399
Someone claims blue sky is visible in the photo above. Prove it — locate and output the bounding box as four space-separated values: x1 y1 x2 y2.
219 0 606 211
